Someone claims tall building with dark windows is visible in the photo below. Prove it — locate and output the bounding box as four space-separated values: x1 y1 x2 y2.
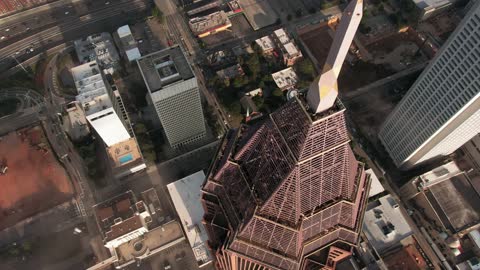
201 1 369 269
379 0 480 169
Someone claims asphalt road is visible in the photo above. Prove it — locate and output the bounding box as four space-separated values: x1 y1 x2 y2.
0 87 45 135
156 0 230 132
0 0 150 73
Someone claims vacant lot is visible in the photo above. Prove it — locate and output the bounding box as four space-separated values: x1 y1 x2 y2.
0 126 74 230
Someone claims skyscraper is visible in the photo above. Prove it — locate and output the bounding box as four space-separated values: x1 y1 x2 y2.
137 46 206 148
378 1 480 169
201 1 369 269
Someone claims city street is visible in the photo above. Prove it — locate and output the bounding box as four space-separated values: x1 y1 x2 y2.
0 0 150 74
43 54 109 260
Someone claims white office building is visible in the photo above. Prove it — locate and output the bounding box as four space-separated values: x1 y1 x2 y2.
72 61 146 177
379 1 480 169
137 46 206 148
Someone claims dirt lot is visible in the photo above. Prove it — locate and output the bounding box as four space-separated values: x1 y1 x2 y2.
0 126 74 230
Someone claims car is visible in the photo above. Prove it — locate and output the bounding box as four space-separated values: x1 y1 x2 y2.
65 11 70 15
105 1 110 5
0 36 5 40
15 51 20 55
5 28 10 32
164 261 172 270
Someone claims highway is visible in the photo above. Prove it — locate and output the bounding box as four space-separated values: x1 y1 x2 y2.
0 0 149 73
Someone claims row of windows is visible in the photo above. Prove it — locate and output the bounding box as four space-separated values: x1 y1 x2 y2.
380 14 480 145
382 14 480 135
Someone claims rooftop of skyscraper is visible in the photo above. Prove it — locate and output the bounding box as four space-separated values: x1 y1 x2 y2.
136 46 195 93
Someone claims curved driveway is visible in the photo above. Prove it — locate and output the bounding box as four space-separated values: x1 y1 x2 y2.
0 87 45 135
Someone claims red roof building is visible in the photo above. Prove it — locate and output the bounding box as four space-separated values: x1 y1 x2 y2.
201 97 369 270
201 1 367 269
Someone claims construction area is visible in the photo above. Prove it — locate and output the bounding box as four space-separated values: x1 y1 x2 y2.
0 125 74 230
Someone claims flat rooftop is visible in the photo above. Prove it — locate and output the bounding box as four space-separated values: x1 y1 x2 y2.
383 236 428 270
272 67 299 89
216 64 244 79
363 194 413 255
418 161 462 186
255 35 275 52
116 221 185 264
0 126 74 230
274 28 290 44
107 137 143 168
366 169 385 198
94 191 138 240
137 46 195 93
412 0 452 10
167 171 213 266
71 61 112 115
74 32 120 70
117 25 141 62
188 11 231 36
425 173 480 232
86 107 131 147
283 42 301 57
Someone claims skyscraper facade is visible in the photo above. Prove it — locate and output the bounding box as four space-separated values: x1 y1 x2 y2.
201 1 369 269
137 46 206 148
378 1 480 169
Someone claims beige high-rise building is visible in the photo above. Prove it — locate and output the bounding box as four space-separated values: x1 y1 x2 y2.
137 46 206 148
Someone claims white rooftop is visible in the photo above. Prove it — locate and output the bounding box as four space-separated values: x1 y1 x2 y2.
283 42 300 56
167 171 213 267
366 169 385 198
71 62 111 114
86 107 131 147
418 161 462 187
246 88 262 96
125 48 141 62
272 67 298 89
117 25 132 38
412 0 453 10
363 194 413 254
274 28 290 44
255 36 275 52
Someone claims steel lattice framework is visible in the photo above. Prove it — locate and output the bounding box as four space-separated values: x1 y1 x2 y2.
201 98 369 270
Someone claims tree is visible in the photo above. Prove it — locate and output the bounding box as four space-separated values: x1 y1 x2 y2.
296 59 316 79
151 7 165 23
272 88 283 97
246 54 261 79
134 122 147 134
233 76 247 88
295 9 303 18
377 3 385 12
252 95 264 110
